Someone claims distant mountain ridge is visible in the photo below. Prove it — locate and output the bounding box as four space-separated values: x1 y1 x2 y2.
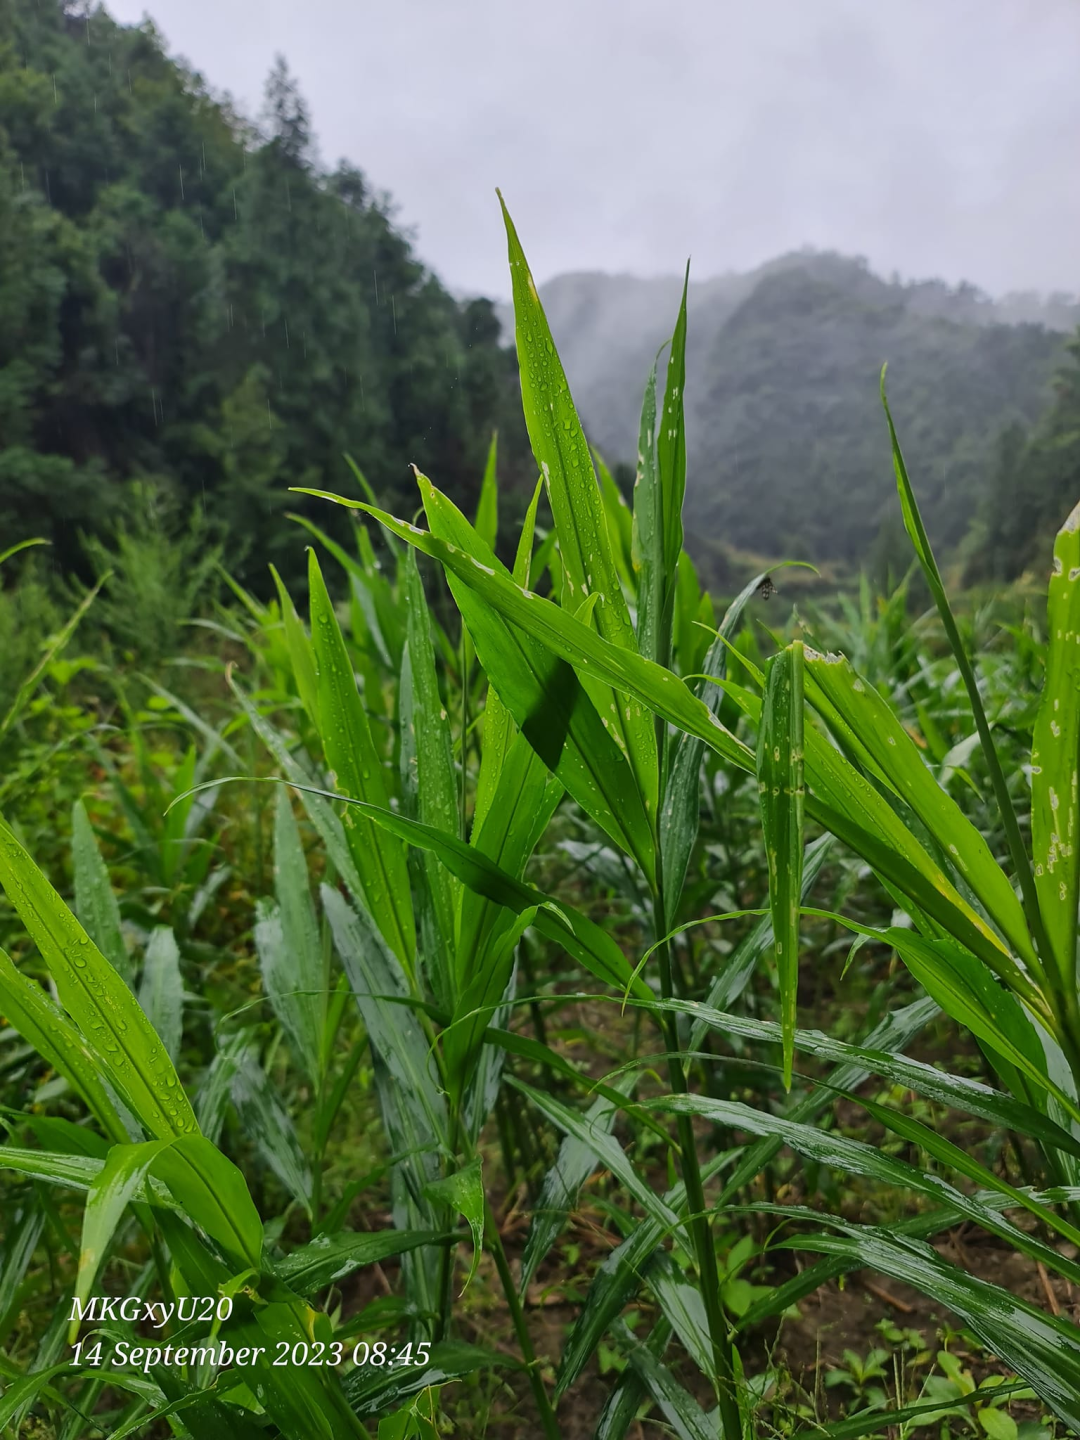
494 253 1078 572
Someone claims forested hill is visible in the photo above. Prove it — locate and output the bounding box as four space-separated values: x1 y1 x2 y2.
2 2 1075 597
500 259 1078 575
0 0 531 588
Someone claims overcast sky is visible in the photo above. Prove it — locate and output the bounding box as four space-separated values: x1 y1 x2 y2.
105 0 1080 303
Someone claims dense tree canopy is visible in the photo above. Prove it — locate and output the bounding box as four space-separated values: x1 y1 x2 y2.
965 333 1080 583
0 0 1074 598
0 0 531 587
686 264 1069 568
528 258 1077 583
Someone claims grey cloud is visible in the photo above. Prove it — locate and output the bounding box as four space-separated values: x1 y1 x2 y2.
106 0 1080 300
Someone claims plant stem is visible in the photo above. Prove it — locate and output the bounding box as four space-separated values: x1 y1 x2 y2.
648 620 741 1432
149 1229 175 1309
882 392 1056 992
517 938 549 1052
653 885 744 1440
249 722 265 894
494 1088 518 1196
484 1197 561 1440
433 1227 454 1344
311 1155 323 1231
433 1114 461 1347
459 625 469 836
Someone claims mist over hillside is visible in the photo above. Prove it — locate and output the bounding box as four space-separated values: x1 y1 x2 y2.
495 255 1078 573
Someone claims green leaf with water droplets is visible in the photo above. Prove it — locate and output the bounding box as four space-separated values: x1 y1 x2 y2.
654 994 1080 1162
455 480 565 1020
271 563 320 729
67 1132 263 1341
632 353 662 662
658 266 690 586
882 925 1078 1121
0 1146 113 1191
1031 498 1080 991
255 787 326 1087
609 1314 715 1440
299 480 1051 1061
423 1157 484 1294
401 546 460 1004
475 431 499 552
757 642 805 1088
632 266 689 675
0 815 198 1139
445 907 534 1105
137 925 184 1065
344 1340 509 1419
231 1049 314 1215
594 448 635 597
71 1140 162 1340
881 369 1050 980
472 475 546 838
660 566 780 909
499 192 658 831
71 799 132 989
0 946 127 1143
416 471 656 887
519 1072 636 1295
720 677 1045 1012
275 1228 450 1297
652 1091 1080 1287
804 648 1037 972
781 1222 1080 1434
294 485 754 845
219 1304 370 1440
307 549 416 972
272 784 642 1001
